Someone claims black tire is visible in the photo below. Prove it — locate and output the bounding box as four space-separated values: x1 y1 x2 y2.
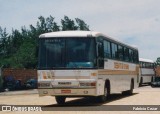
123 80 134 95
151 76 154 83
128 80 134 95
97 85 108 102
139 77 143 87
151 84 154 88
55 96 66 105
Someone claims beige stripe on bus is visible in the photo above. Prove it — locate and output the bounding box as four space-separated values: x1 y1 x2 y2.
52 76 91 79
98 69 138 75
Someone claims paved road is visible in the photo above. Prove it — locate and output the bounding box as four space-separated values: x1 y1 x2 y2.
0 86 160 114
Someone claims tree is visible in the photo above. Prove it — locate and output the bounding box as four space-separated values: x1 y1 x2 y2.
61 16 78 30
0 27 9 56
12 40 37 68
0 15 90 69
10 29 24 54
156 57 160 66
36 16 60 33
75 18 90 30
46 16 60 32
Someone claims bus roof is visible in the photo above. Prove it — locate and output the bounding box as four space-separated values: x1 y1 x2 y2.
139 58 154 63
39 31 100 38
39 31 138 50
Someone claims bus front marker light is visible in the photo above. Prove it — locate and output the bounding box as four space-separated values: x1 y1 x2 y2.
43 91 48 94
84 91 88 94
91 73 97 76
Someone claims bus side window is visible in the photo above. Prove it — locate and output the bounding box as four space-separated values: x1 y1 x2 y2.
117 45 124 61
146 62 148 68
152 63 154 68
124 47 129 62
129 49 134 62
133 51 138 63
111 43 117 59
104 40 111 58
142 62 145 68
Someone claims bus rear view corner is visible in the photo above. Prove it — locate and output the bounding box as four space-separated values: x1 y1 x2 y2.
37 31 140 105
139 58 155 86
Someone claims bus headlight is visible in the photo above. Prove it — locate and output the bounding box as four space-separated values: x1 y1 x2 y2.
38 82 50 88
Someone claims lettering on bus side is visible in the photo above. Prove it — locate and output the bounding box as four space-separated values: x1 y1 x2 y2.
114 62 129 70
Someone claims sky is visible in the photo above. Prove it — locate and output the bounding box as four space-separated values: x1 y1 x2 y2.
0 0 160 61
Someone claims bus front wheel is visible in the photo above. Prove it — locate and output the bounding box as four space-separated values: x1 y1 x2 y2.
97 85 109 102
55 96 66 105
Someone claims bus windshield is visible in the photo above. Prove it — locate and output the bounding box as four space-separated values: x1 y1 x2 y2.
38 37 96 69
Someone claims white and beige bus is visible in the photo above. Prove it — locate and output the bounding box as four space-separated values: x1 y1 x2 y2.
38 31 139 104
139 58 155 86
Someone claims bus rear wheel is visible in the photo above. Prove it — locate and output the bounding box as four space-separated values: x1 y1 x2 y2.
124 80 134 95
128 80 134 95
139 77 143 87
55 96 66 105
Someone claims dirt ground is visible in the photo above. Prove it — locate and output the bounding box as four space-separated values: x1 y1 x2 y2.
0 85 160 114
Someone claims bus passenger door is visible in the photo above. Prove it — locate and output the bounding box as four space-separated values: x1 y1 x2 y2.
97 40 104 69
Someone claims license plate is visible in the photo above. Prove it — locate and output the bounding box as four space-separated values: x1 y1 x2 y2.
61 89 71 94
